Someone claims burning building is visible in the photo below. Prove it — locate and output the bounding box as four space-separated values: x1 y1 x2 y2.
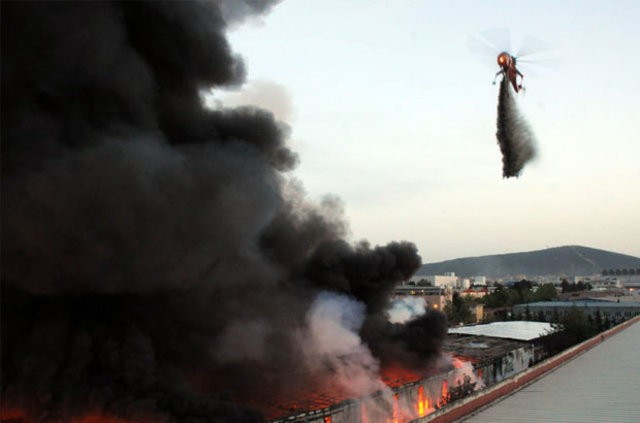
266 322 553 423
268 357 482 423
1 2 449 422
447 321 554 366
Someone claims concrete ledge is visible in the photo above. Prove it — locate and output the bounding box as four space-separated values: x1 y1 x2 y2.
413 315 640 423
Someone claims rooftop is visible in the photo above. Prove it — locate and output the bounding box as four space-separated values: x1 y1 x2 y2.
461 319 640 422
448 321 553 341
520 300 640 308
443 335 528 364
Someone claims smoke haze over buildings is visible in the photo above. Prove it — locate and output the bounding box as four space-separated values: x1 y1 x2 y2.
1 2 447 422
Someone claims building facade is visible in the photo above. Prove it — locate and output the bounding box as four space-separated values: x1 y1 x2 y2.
394 285 450 311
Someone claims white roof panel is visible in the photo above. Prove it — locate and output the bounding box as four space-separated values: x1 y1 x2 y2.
448 321 554 341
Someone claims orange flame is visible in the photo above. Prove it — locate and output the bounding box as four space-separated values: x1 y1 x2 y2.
361 402 369 423
436 379 449 408
386 393 401 423
417 386 425 417
442 380 449 400
392 393 399 423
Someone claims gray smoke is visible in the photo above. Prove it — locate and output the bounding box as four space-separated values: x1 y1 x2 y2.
1 2 447 422
496 77 537 178
217 0 283 27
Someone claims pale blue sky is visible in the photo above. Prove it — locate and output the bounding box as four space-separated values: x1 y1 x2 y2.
213 0 640 263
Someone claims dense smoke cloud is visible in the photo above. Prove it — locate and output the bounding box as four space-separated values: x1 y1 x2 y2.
496 77 537 178
1 2 447 422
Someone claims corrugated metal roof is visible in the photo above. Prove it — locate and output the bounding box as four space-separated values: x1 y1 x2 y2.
523 300 640 309
448 321 553 341
461 320 640 422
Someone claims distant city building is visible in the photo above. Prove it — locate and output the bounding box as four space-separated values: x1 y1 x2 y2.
568 275 597 284
558 289 625 301
409 272 462 289
471 276 487 286
592 277 623 290
394 285 449 311
459 278 471 290
462 287 489 299
602 268 640 276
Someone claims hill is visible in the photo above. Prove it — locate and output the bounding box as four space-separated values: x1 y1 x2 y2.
418 246 640 279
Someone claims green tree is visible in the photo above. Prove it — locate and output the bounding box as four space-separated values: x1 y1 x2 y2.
594 309 604 332
512 280 534 304
534 283 558 301
603 315 612 330
484 285 512 308
544 306 599 356
555 306 597 344
446 292 472 325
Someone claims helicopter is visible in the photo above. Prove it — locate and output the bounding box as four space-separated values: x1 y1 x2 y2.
468 29 553 94
494 52 524 93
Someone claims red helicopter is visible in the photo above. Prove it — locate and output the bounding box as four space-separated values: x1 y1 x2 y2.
494 52 524 92
469 29 553 94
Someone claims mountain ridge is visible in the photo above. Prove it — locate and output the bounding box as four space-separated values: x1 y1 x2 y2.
418 245 640 279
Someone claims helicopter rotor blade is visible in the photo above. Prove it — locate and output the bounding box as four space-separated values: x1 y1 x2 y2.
467 35 501 71
467 34 499 58
516 35 554 58
517 57 562 70
480 27 511 53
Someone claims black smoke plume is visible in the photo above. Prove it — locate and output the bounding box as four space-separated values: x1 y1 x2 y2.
1 2 447 422
496 76 537 178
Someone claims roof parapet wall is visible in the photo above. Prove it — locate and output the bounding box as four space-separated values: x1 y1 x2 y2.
412 314 640 422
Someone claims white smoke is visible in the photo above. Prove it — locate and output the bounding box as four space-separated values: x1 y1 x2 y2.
387 296 427 323
300 291 387 397
442 353 485 390
210 79 295 123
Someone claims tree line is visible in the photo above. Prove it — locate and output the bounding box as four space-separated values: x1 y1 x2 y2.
482 280 560 309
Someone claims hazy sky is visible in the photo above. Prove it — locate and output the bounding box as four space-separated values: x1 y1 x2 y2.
211 0 640 263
